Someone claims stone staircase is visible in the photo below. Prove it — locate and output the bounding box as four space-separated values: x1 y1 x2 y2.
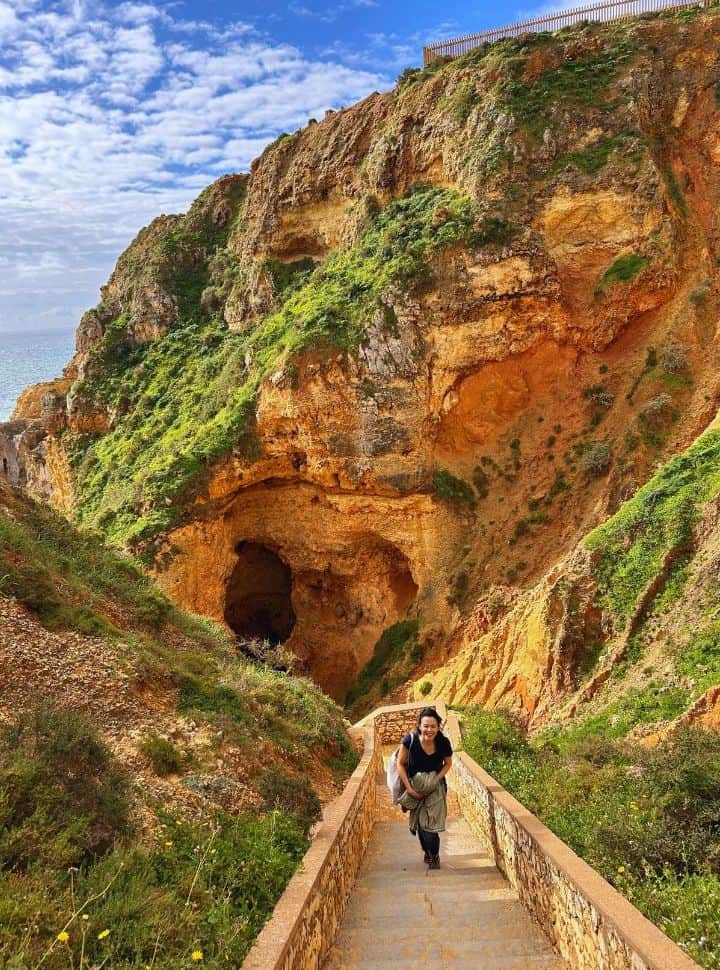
324 763 566 969
242 703 700 970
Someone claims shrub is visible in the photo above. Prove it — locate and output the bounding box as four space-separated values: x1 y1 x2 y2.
449 82 477 124
346 619 421 708
690 279 711 306
419 680 433 696
579 442 611 477
448 570 469 605
0 707 132 869
639 393 673 432
593 727 720 876
396 66 422 90
469 216 519 248
238 637 298 672
139 733 184 776
660 344 687 373
176 674 250 725
597 253 648 293
135 587 172 628
583 383 614 409
546 470 570 501
432 468 476 509
472 465 490 498
258 770 321 835
509 518 529 545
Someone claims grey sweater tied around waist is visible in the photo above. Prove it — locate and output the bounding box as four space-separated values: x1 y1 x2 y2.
397 770 447 834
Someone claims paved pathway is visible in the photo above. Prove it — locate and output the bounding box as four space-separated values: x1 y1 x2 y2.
324 757 566 970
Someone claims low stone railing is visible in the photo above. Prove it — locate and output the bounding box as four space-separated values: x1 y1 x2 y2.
242 702 438 969
444 714 700 970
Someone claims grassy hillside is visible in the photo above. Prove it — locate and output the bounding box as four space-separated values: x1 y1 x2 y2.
0 481 357 968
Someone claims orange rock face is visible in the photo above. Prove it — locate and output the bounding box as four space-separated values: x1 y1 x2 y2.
7 11 720 718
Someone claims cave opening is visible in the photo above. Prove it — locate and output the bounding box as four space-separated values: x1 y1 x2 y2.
224 542 296 644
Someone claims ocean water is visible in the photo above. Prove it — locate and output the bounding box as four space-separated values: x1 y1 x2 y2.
0 329 76 422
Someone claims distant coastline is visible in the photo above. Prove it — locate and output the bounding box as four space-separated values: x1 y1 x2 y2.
0 328 75 422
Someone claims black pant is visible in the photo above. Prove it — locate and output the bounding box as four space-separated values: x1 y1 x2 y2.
417 826 439 856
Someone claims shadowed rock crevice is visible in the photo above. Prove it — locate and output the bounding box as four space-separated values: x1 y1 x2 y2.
224 542 296 643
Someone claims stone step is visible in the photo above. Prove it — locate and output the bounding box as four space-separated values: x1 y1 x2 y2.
323 797 567 970
323 940 567 970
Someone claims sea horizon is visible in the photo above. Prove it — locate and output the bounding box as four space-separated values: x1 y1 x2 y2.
0 328 76 422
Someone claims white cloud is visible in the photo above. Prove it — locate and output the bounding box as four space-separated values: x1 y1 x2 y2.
0 0 387 334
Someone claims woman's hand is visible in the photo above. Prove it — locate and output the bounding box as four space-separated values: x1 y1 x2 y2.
407 786 425 800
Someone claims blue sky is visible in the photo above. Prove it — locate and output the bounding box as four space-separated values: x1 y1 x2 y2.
0 0 559 335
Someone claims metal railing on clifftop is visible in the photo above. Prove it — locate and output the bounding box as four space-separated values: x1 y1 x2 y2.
423 0 708 64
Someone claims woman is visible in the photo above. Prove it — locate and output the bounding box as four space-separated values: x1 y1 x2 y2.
397 707 453 869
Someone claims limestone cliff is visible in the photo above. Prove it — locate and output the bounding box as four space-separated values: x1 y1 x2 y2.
5 7 720 708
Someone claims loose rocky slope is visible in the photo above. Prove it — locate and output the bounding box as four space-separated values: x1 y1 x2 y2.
4 6 720 718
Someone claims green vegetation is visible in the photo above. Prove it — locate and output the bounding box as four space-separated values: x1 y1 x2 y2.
500 35 637 141
432 468 477 509
462 709 720 967
550 131 644 176
546 470 570 502
448 81 478 124
448 570 470 606
583 383 614 410
659 344 688 373
0 708 132 872
596 252 649 293
0 483 215 643
586 429 720 620
469 216 519 248
71 187 476 547
258 770 322 835
639 393 674 433
509 518 530 545
346 619 421 713
579 441 611 477
661 162 688 216
472 465 490 498
0 727 309 967
138 733 185 776
263 256 316 297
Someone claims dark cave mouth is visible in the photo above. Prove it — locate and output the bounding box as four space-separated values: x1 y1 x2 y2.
224 542 296 644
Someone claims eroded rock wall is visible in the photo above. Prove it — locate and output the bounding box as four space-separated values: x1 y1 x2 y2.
5 9 720 709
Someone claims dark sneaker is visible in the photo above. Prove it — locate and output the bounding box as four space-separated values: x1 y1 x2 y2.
423 851 431 864
428 855 440 869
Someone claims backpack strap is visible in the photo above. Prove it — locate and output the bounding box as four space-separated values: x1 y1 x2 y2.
406 730 416 776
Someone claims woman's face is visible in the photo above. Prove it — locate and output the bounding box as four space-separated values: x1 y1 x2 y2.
419 716 439 742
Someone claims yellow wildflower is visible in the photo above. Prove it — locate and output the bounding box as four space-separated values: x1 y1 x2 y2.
617 866 626 874
191 950 204 962
82 914 89 921
98 929 111 940
56 931 70 943
164 840 173 847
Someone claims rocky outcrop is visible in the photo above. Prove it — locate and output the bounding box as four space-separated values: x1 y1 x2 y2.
421 550 602 726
